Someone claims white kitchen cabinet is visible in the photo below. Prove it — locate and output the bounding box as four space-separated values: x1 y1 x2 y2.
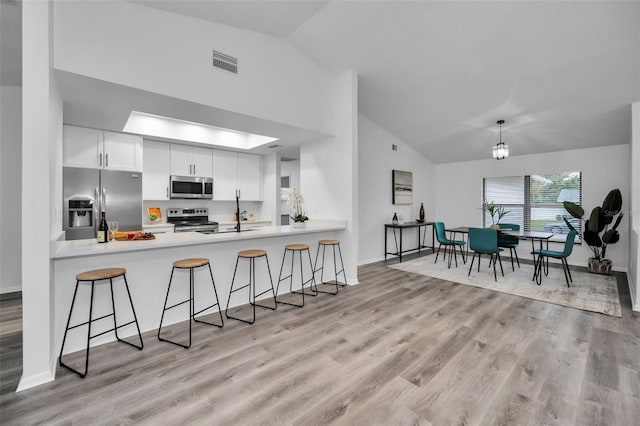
212 150 262 201
170 144 212 177
63 125 143 172
237 153 262 201
142 140 171 200
212 149 239 200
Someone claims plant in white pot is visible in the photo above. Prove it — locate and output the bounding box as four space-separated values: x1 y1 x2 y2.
563 188 623 274
483 201 510 230
288 188 308 228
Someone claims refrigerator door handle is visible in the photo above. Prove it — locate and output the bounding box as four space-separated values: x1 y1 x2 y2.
102 188 107 212
95 187 100 232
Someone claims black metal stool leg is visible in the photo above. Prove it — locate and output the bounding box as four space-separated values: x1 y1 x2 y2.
117 274 144 350
158 267 192 349
59 280 94 378
192 263 224 328
254 255 277 310
226 256 256 325
277 249 305 308
307 249 319 295
315 244 338 295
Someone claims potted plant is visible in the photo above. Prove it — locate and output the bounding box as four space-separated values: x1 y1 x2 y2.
288 188 309 228
483 201 509 229
563 188 623 274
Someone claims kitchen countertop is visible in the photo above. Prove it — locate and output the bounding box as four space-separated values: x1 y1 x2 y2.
142 222 175 228
218 219 271 225
51 220 346 259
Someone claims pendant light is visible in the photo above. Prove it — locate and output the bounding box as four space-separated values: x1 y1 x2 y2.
492 119 509 160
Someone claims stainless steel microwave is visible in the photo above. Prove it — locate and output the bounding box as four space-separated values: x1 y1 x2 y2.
169 175 213 199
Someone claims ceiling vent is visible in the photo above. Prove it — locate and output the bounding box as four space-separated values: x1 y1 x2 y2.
212 49 238 74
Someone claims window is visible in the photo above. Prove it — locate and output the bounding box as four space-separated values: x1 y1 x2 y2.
482 172 582 242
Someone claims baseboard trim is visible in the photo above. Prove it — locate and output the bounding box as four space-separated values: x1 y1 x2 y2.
16 358 56 392
629 274 639 312
0 285 22 295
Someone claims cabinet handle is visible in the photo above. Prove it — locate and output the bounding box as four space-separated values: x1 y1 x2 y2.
99 153 102 167
105 153 109 167
193 164 196 175
166 187 169 198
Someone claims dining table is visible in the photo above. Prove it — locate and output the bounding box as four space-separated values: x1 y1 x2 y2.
445 226 554 283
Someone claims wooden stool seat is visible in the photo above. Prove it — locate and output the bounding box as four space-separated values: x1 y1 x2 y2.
173 258 209 269
285 244 309 251
238 249 267 258
319 239 340 245
76 267 126 281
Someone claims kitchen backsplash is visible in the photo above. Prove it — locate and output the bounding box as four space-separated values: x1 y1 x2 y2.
142 200 264 223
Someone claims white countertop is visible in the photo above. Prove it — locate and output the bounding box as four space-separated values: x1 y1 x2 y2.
142 222 175 228
51 220 346 259
218 219 271 226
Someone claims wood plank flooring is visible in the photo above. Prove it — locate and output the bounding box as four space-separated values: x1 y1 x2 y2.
1 254 638 425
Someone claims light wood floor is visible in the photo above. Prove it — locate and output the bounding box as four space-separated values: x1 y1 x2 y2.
1 254 639 425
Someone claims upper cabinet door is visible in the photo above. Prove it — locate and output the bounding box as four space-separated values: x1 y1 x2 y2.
103 131 143 172
142 140 171 200
191 146 213 177
237 153 262 201
170 144 193 176
212 149 238 200
63 125 102 169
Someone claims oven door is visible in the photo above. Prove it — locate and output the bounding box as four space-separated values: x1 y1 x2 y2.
170 175 205 199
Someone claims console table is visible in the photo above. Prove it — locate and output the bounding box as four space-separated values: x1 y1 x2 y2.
384 221 435 262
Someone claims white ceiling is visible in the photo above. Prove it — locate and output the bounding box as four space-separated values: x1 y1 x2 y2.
5 1 640 163
135 0 640 163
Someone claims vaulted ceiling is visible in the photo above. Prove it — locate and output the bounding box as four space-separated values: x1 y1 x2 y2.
4 1 639 163
133 0 640 163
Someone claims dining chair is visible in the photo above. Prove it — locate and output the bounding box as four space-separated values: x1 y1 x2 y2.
532 230 577 287
467 227 504 281
434 222 466 268
498 223 520 271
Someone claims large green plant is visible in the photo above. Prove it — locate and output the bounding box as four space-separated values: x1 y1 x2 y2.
563 188 623 260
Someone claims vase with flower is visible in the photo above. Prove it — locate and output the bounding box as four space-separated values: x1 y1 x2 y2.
288 188 309 228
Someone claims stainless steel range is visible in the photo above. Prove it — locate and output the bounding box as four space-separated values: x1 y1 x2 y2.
167 208 219 234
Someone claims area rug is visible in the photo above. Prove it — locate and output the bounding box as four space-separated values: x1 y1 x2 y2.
388 255 622 317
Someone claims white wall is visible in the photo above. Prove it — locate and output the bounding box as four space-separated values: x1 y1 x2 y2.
435 144 631 270
0 85 22 293
19 0 57 391
630 102 639 311
357 114 436 265
52 0 333 135
301 71 358 283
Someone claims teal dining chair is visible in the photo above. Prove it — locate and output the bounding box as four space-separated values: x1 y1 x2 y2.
467 227 504 281
498 223 520 271
532 229 577 287
434 222 466 268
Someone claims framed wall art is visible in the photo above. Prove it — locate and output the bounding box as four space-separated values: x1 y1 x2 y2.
392 170 413 205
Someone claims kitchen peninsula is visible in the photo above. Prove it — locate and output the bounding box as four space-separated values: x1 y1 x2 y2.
50 220 346 357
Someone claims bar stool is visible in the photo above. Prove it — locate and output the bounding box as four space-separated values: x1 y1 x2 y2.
59 267 143 378
313 239 348 295
276 244 318 307
158 258 224 349
226 250 277 324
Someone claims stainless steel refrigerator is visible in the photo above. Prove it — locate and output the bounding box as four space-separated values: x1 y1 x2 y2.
63 167 143 240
